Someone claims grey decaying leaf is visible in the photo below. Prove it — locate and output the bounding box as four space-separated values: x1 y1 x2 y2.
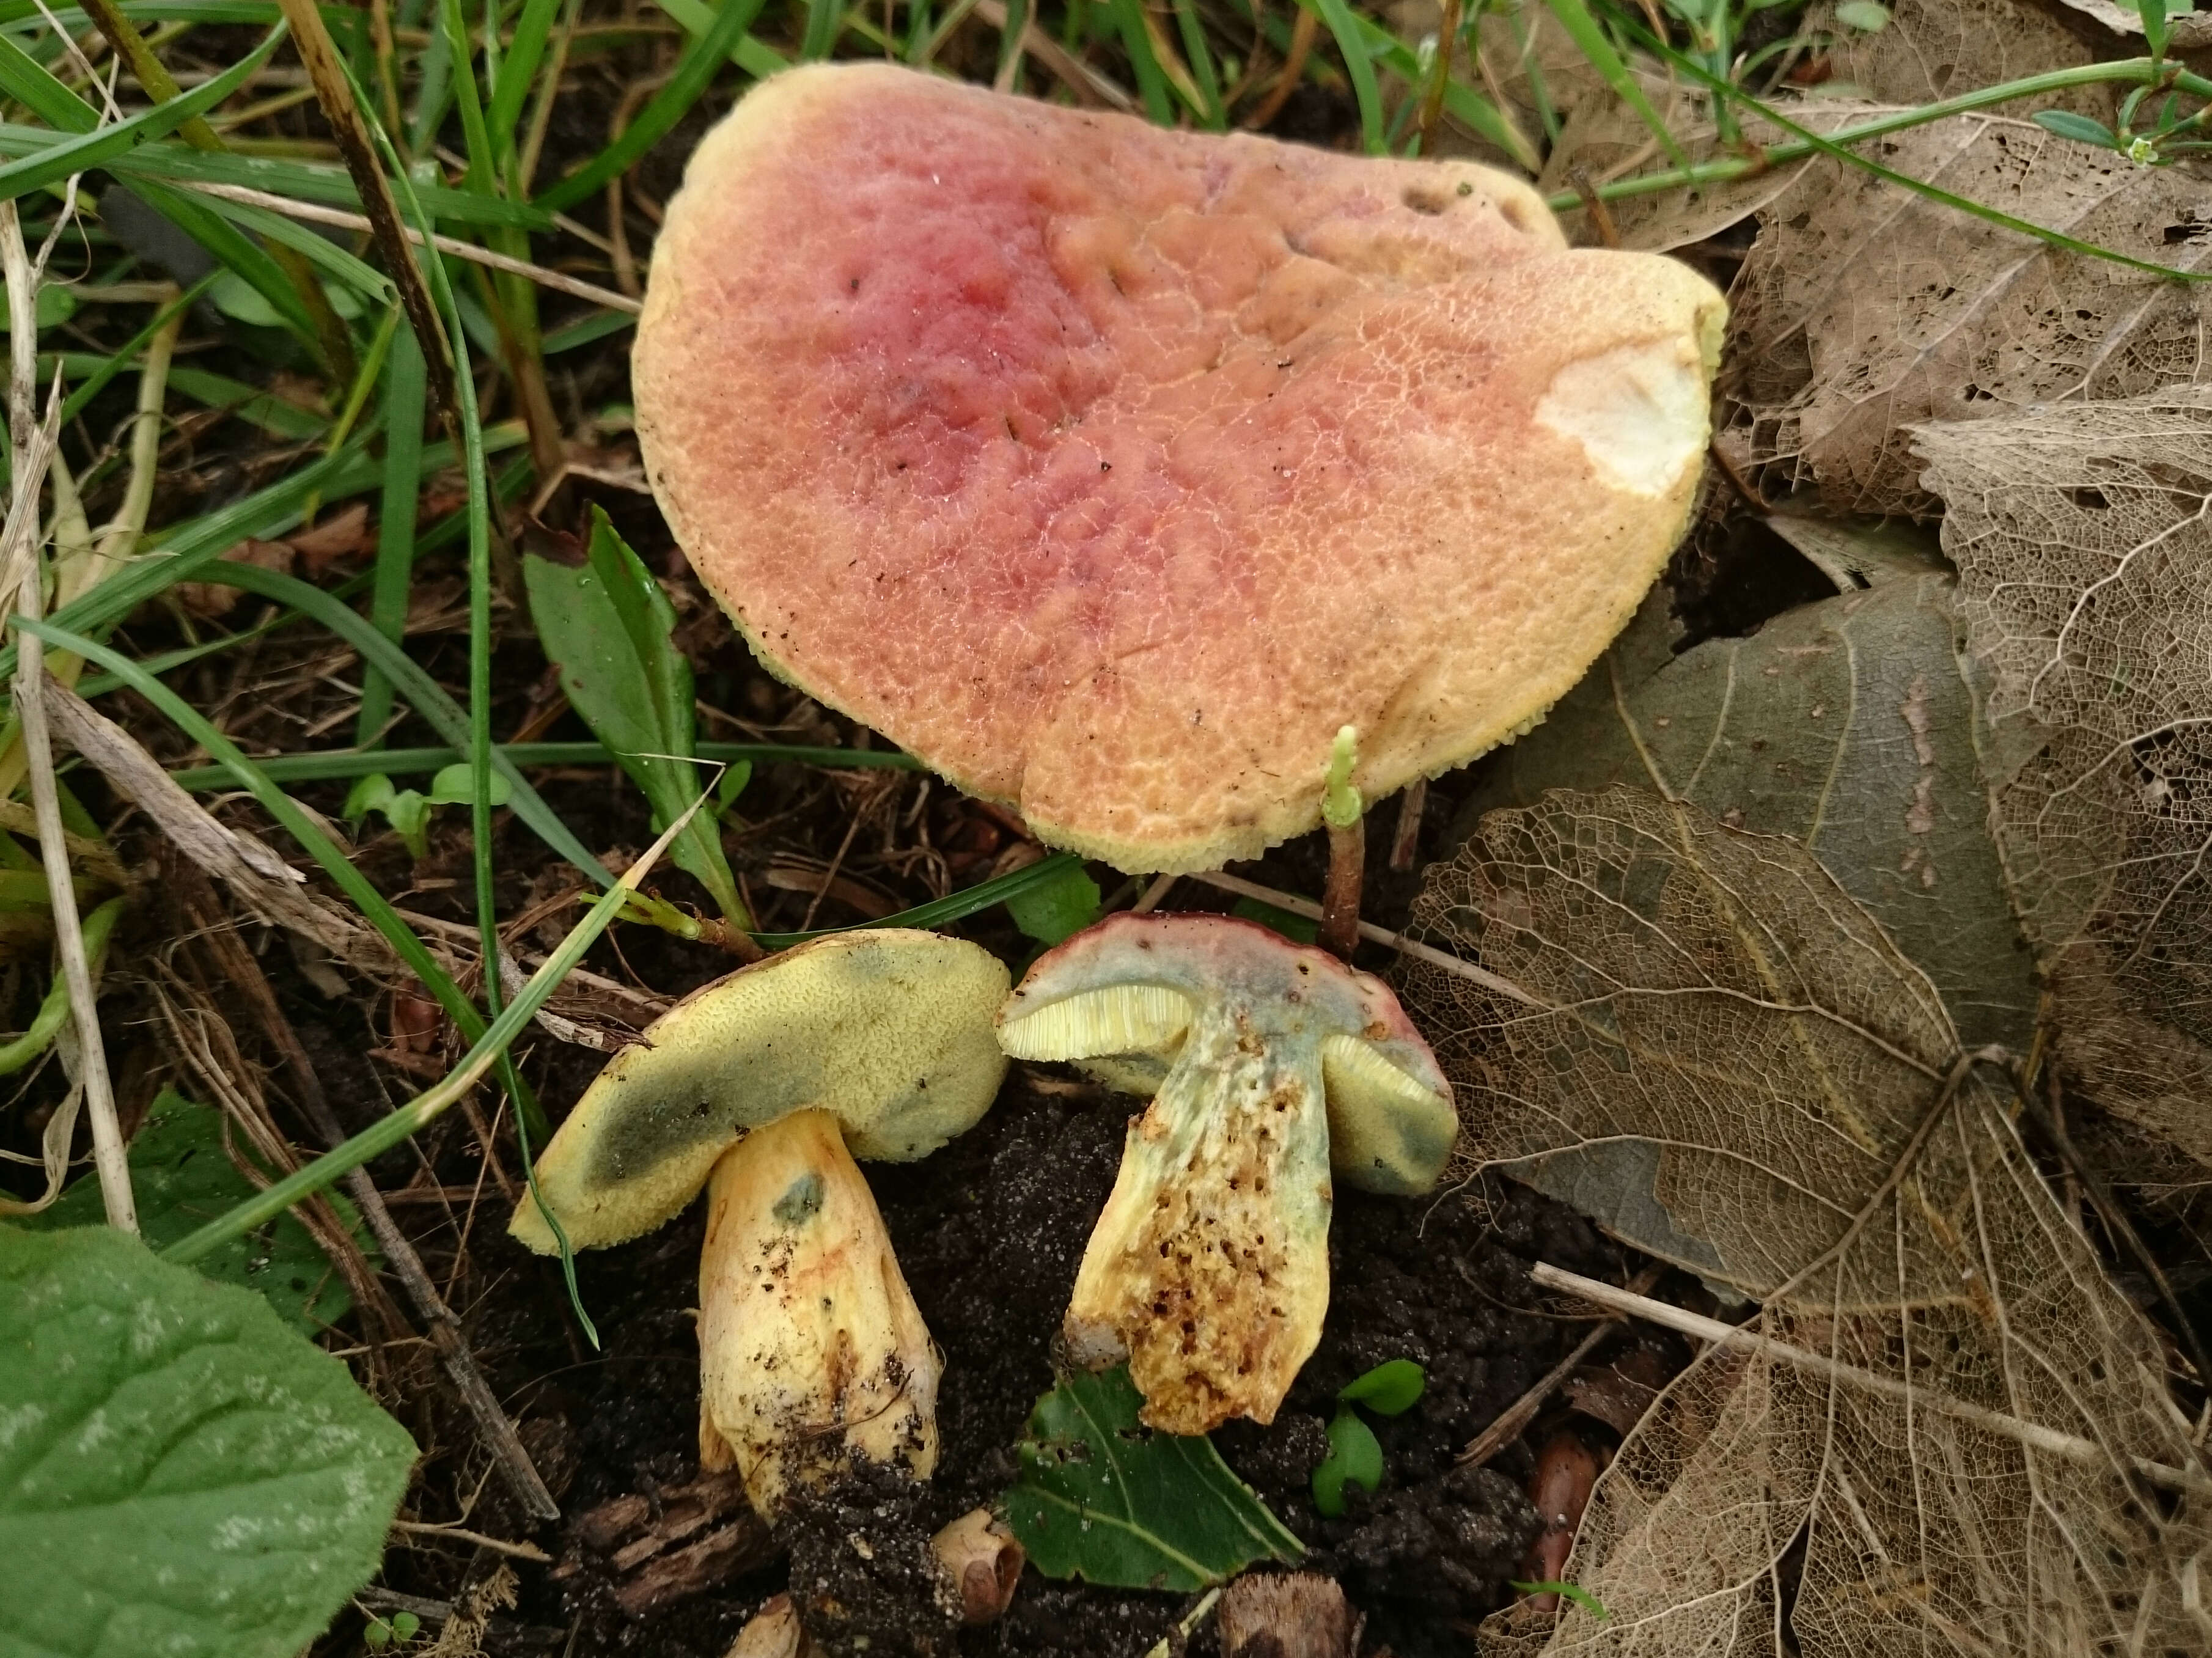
1916 387 2212 1170
1458 554 2035 1052
1401 786 2212 1657
1722 116 2212 515
1802 0 2110 112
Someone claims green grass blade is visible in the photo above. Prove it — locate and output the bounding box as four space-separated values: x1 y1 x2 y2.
127 177 321 346
167 741 925 789
204 559 615 889
183 191 394 304
358 320 424 747
539 307 632 354
1104 0 1175 123
488 0 560 141
799 0 842 58
0 31 95 128
158 862 647 1267
0 23 287 202
535 0 764 211
751 851 1087 948
650 0 786 79
54 275 214 426
1543 0 1687 169
1294 0 1386 153
20 615 500 1057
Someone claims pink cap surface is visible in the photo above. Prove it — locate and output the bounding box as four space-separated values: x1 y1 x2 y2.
637 64 1726 871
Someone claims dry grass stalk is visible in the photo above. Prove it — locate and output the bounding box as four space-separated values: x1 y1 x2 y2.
0 196 133 1231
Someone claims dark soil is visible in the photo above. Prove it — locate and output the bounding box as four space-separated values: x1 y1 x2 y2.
395 1040 1628 1658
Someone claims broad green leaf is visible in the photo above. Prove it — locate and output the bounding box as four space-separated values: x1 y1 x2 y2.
1005 862 1101 945
1004 1365 1302 1590
22 1090 361 1333
1310 1407 1383 1517
0 1225 416 1658
426 760 509 805
1832 0 1889 29
1338 1357 1425 1416
524 508 743 921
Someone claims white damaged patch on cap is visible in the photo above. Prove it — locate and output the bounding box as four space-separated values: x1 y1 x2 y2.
1535 339 1711 498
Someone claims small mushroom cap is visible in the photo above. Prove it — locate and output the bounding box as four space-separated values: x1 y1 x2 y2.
636 63 1727 873
510 930 1009 1254
998 912 1455 1194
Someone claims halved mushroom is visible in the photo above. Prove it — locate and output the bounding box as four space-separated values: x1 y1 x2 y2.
634 63 1725 875
996 912 1453 1434
510 930 1009 1516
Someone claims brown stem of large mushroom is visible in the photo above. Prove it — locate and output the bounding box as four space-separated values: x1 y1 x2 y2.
1319 814 1365 961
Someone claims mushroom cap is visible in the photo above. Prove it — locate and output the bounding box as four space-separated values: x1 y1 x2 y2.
635 63 1727 873
510 930 1010 1254
997 911 1455 1194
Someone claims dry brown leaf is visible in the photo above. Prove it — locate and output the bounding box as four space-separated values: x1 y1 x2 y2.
1401 787 2212 1656
1722 115 2212 514
1915 389 2212 1170
1802 0 2111 112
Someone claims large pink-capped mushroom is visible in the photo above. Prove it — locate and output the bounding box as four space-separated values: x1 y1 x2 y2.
996 911 1454 1434
634 64 1726 878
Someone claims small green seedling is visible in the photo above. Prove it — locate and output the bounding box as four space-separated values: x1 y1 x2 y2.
1004 859 1101 946
1509 1580 1609 1619
361 1608 421 1649
1312 1357 1425 1516
346 763 509 860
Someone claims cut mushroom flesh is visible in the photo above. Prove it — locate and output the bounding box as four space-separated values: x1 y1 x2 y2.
998 912 1454 1433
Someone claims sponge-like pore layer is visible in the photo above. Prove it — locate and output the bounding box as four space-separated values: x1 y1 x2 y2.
635 64 1727 872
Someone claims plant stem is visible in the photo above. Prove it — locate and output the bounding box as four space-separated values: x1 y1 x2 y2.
1546 56 2212 215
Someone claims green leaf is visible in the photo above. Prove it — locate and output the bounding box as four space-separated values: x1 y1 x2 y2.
389 1612 419 1641
1005 861 1101 945
1004 1365 1303 1590
524 508 743 922
1310 1407 1383 1517
1511 1580 1611 1618
2139 0 2169 56
425 760 509 806
1832 0 1889 28
715 758 753 812
1338 1357 1425 1416
346 771 431 859
21 1090 362 1334
2033 109 2120 149
0 1225 416 1658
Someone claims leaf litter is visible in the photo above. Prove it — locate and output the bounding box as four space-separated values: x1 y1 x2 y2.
1722 114 2212 513
1398 786 2212 1656
1916 387 2212 1175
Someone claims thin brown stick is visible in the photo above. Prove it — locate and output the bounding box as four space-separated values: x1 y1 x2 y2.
1416 0 1464 154
0 203 133 1231
1318 816 1364 961
971 0 1135 109
174 183 639 313
1461 1262 1663 1465
1189 869 1545 1007
1388 777 1427 873
182 867 562 1522
1532 1263 2212 1497
1243 4 1317 129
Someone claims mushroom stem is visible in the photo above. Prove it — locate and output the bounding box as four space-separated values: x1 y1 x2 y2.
1064 1001 1334 1434
1318 725 1365 962
697 1108 941 1517
931 1508 1024 1625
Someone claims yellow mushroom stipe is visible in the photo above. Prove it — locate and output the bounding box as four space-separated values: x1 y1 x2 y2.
697 1109 939 1516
